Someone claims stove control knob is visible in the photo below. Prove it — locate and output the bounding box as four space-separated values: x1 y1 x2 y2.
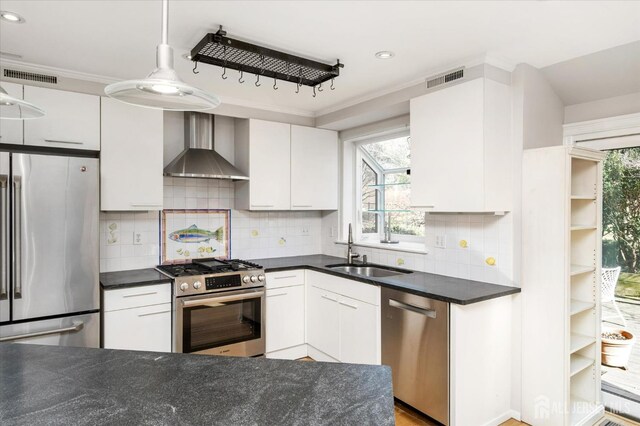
257 274 265 282
250 275 258 283
180 282 189 292
242 275 251 284
193 281 202 290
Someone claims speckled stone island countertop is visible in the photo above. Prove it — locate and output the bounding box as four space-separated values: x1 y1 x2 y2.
0 343 395 426
251 254 520 305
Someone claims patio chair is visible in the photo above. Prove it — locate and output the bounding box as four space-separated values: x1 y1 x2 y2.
601 266 626 327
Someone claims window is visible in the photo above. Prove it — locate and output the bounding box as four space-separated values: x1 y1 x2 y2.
356 134 425 242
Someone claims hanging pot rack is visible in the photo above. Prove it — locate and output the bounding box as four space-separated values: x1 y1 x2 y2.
190 27 344 95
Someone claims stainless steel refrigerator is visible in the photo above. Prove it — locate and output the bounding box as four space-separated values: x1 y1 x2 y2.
0 151 99 347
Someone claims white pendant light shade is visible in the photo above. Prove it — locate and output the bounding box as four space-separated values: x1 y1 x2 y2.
0 86 45 119
104 0 219 111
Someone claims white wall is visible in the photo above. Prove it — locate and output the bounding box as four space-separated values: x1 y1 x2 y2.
564 91 640 124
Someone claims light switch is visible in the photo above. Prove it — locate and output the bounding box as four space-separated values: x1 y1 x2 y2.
435 235 446 249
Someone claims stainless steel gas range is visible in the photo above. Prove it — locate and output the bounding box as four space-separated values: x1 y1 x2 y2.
157 259 265 357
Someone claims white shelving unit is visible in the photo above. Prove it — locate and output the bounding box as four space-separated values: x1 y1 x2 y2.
522 146 606 426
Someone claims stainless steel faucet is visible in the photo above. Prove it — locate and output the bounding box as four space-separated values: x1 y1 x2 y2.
347 223 360 264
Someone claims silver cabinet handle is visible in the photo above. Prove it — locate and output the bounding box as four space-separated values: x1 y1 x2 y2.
321 294 338 303
339 300 358 309
413 205 435 208
181 290 264 307
292 205 312 207
44 139 83 145
267 292 288 298
138 310 171 317
389 298 437 318
273 275 297 280
0 321 84 342
130 203 163 207
12 176 21 299
0 175 7 300
251 204 274 208
123 291 158 298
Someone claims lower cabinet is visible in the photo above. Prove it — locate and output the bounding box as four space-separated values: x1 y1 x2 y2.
265 285 305 355
307 285 340 360
337 294 378 365
102 283 172 352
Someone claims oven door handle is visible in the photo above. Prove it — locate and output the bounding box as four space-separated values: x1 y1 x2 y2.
180 291 264 307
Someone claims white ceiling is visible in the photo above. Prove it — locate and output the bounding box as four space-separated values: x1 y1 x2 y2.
1 1 639 116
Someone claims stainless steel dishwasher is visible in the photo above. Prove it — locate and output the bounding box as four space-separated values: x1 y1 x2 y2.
381 287 449 425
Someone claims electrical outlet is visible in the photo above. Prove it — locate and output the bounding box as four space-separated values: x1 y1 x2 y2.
435 235 447 249
134 232 144 245
302 226 310 236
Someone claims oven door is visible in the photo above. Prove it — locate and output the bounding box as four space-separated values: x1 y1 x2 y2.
175 288 265 357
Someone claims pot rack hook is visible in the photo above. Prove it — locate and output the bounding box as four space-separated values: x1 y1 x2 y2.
317 82 323 92
330 78 335 90
312 85 317 98
255 74 261 87
192 61 199 75
239 70 245 84
295 82 300 94
222 67 227 80
273 78 278 91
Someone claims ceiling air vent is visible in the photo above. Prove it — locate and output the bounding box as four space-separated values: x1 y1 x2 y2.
3 69 57 84
426 67 464 89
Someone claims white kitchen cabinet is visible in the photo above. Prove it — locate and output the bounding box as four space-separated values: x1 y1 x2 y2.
23 86 100 150
266 285 305 354
235 119 291 210
290 125 338 210
100 97 163 211
102 283 172 352
307 284 340 360
0 82 23 145
410 77 511 212
337 294 378 364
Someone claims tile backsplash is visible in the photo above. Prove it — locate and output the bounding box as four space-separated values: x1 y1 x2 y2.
99 177 322 272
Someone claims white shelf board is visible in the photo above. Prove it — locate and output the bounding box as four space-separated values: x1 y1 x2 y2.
570 300 595 316
570 354 594 377
571 264 596 276
570 333 595 354
571 195 596 200
570 225 597 231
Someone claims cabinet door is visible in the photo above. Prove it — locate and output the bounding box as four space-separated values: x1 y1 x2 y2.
24 86 100 150
410 79 485 211
249 120 290 210
338 295 379 364
100 97 163 211
266 285 305 353
103 303 172 352
0 82 23 145
290 125 338 210
306 285 339 359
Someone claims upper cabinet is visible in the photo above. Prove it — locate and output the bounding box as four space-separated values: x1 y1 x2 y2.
100 97 164 211
235 119 339 211
410 78 511 213
23 86 100 151
0 82 24 145
290 125 338 210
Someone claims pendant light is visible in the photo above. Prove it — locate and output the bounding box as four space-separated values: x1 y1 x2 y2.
0 85 45 119
104 0 220 111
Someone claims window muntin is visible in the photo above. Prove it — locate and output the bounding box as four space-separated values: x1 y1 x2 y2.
361 160 379 234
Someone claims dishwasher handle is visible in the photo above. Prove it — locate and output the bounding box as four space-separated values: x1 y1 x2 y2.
389 298 437 318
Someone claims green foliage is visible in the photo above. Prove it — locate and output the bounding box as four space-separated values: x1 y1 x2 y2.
602 148 640 273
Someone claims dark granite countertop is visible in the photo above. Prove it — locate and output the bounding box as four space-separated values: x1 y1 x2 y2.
251 254 520 305
0 343 394 426
100 268 171 290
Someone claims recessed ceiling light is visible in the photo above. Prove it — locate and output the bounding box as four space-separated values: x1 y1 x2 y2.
0 11 25 23
375 51 395 59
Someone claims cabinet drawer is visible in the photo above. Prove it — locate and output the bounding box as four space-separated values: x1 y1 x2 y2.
103 303 172 352
103 283 171 312
266 270 305 289
307 271 379 306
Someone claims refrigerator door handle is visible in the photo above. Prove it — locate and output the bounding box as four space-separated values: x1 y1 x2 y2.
0 174 7 300
0 321 84 342
12 176 21 299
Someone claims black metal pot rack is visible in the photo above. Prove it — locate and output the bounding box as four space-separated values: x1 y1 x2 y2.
190 27 344 92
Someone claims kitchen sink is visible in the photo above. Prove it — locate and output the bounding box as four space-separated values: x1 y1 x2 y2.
325 264 412 278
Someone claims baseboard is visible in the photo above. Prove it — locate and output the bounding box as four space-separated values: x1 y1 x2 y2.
265 345 308 360
574 404 604 426
480 409 521 426
307 345 339 363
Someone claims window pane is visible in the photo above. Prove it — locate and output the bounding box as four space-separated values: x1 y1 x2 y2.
362 136 410 170
361 160 378 233
384 172 424 236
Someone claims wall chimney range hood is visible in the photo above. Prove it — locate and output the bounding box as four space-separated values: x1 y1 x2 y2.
164 112 248 180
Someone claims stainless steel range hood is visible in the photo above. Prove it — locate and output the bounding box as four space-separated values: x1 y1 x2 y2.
164 112 249 180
